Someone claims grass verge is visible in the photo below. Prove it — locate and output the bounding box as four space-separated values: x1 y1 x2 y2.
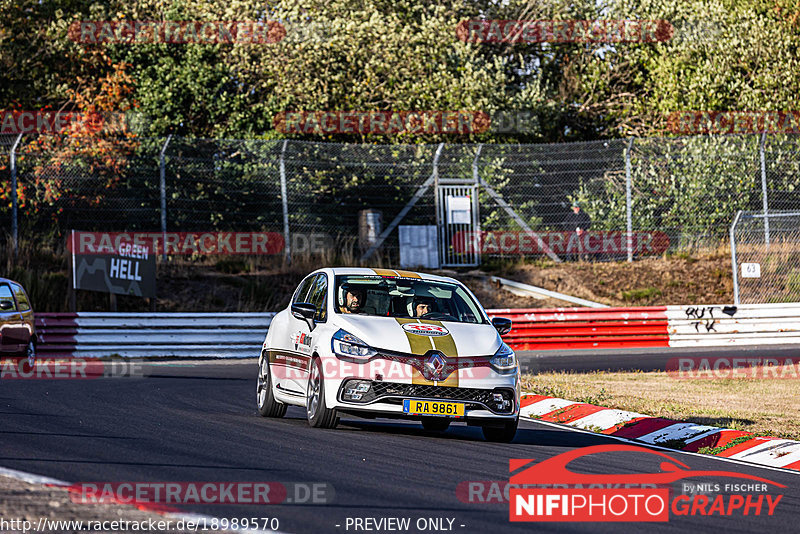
521 368 800 441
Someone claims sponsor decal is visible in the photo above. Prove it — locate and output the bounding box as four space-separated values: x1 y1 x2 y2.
402 323 450 337
505 445 783 522
291 332 313 354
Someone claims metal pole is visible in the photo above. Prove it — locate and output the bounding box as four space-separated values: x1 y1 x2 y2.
730 210 743 305
471 144 483 266
625 137 634 262
280 140 291 264
759 133 769 248
434 145 442 266
9 133 23 261
159 135 172 262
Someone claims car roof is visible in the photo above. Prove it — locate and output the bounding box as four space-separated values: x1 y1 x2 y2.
318 267 460 285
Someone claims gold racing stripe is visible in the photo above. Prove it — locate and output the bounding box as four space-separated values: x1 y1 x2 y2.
372 268 399 277
396 318 459 387
393 270 421 278
421 319 459 387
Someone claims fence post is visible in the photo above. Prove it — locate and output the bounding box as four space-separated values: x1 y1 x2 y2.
731 210 743 305
280 140 291 264
159 135 172 262
471 144 483 265
9 133 23 261
625 137 634 262
759 133 769 247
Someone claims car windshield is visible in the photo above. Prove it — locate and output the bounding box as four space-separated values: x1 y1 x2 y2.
333 275 487 324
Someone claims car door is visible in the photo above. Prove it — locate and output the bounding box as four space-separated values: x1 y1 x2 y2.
295 273 328 393
11 283 34 348
272 274 317 396
0 283 28 353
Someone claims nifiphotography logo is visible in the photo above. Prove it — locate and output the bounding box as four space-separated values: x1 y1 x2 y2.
509 445 784 522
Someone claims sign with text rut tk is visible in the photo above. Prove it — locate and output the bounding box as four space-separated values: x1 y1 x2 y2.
70 230 156 298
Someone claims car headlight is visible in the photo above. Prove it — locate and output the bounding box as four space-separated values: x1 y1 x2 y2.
490 342 516 372
331 329 376 360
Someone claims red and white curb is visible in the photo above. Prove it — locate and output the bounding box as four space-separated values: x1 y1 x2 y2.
520 393 800 471
0 466 287 534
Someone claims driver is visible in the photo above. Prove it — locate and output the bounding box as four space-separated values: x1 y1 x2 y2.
339 284 367 314
411 296 436 317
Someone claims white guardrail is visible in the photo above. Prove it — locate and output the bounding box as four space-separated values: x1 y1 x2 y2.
666 303 800 347
36 312 275 358
35 304 800 358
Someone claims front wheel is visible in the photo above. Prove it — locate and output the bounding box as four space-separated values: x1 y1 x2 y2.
306 358 338 429
257 356 287 418
482 418 518 443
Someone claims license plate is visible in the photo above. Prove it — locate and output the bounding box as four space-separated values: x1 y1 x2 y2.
403 399 465 417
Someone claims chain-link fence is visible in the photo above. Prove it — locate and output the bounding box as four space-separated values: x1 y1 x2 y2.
3 133 799 267
732 211 800 304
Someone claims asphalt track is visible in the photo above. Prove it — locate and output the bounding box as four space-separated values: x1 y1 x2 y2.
2 360 799 534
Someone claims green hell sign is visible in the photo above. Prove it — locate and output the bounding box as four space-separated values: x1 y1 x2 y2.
70 230 157 298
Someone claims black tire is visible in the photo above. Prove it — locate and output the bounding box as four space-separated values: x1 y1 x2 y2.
257 356 287 418
482 418 518 443
306 357 338 429
421 418 451 432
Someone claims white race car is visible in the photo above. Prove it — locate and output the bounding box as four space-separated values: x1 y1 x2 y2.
256 267 519 442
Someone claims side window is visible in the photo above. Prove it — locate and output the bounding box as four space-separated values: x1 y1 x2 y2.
307 274 328 322
11 284 30 312
0 284 17 312
292 275 316 305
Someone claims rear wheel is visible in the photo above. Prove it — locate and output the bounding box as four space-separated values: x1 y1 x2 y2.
421 418 451 432
306 358 338 429
482 418 518 443
257 356 286 418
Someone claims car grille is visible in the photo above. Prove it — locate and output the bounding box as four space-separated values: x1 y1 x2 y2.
339 380 515 414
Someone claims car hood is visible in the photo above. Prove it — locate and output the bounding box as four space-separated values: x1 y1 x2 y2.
333 315 503 357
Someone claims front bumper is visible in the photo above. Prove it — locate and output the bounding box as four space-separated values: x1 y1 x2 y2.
334 379 519 420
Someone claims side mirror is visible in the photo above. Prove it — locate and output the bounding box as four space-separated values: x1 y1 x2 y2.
291 302 317 331
491 317 512 335
0 301 13 311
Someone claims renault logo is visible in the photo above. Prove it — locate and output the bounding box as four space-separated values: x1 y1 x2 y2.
425 352 447 379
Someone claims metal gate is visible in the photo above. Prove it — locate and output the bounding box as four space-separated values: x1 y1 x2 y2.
436 183 480 267
731 210 800 304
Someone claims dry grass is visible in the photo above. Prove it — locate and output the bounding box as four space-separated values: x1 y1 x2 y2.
522 368 800 440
